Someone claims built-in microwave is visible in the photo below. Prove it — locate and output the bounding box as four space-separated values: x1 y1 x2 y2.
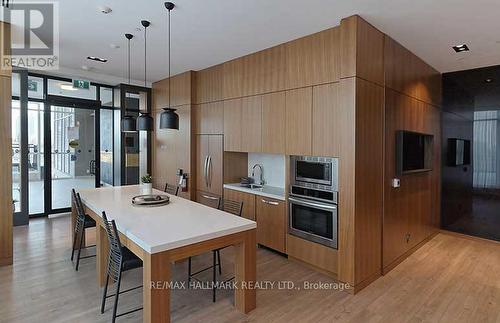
290 156 338 191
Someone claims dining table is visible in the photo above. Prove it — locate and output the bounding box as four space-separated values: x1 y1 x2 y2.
73 185 257 323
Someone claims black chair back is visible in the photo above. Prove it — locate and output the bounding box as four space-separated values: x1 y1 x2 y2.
102 211 123 283
219 199 243 217
164 182 179 196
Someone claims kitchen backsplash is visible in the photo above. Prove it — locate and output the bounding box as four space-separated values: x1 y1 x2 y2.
247 153 286 188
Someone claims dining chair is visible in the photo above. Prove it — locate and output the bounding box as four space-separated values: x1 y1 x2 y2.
100 211 143 323
164 182 179 196
71 189 96 271
188 198 243 302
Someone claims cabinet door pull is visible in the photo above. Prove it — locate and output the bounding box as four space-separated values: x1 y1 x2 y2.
262 199 279 206
202 194 219 200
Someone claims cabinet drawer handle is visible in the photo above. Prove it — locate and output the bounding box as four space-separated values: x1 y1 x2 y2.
261 199 279 206
202 194 219 200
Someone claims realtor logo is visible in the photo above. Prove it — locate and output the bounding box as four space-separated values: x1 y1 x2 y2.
2 1 59 70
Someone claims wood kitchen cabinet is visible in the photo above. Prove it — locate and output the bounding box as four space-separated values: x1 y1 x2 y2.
196 135 223 196
256 196 286 253
223 188 256 221
312 83 341 157
285 87 312 156
241 95 262 153
196 190 221 209
223 98 242 152
262 92 286 154
194 101 224 135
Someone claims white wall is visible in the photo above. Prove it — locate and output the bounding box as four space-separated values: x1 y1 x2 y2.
247 153 286 188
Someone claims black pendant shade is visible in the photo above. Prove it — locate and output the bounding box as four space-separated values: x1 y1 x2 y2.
137 112 154 131
160 108 179 130
122 115 137 132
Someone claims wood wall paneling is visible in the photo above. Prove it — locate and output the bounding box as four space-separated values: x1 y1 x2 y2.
1 22 13 266
285 87 313 156
384 36 441 106
312 83 341 157
261 91 286 154
353 78 384 285
194 101 224 135
285 27 340 89
194 64 223 104
223 188 256 221
223 98 243 152
241 95 262 153
242 45 286 96
152 105 192 199
152 71 193 109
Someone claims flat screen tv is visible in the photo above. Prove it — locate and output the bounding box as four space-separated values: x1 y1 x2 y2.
396 130 434 175
447 138 471 166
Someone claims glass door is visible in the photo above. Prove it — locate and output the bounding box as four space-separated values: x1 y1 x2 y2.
48 104 99 212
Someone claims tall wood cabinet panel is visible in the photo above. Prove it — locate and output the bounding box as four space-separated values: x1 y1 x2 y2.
222 58 244 100
241 95 262 153
152 71 192 108
196 135 223 196
242 45 286 96
285 87 312 156
312 83 341 157
194 101 224 135
195 64 223 104
223 189 256 221
223 98 242 152
285 27 340 89
262 92 286 154
256 196 286 253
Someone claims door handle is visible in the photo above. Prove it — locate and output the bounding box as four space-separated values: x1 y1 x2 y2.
203 156 209 188
207 155 212 188
288 196 337 210
202 194 219 200
261 199 279 206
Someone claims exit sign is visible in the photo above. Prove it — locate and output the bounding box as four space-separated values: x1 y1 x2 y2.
72 79 90 90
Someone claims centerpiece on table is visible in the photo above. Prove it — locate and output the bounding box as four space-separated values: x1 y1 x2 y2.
141 174 153 195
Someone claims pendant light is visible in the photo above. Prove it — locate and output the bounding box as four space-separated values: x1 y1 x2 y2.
159 2 179 130
122 33 137 132
137 20 154 131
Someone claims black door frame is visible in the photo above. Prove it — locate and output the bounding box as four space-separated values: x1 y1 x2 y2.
44 95 101 215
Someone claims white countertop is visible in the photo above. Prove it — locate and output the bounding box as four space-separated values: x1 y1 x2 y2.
223 183 286 201
78 185 256 254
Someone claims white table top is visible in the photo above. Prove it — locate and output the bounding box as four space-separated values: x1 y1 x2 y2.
78 185 256 254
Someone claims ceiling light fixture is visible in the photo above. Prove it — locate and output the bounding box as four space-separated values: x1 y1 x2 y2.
98 6 112 14
159 2 179 130
136 20 154 131
485 78 493 83
87 56 108 62
452 44 469 53
122 33 137 132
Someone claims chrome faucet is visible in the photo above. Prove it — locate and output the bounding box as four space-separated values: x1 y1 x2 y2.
252 164 264 186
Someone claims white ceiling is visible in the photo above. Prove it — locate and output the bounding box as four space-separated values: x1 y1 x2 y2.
5 0 500 83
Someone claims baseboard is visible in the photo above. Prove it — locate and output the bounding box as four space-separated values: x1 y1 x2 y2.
382 230 439 275
0 256 13 267
288 255 337 279
440 229 500 246
348 271 382 294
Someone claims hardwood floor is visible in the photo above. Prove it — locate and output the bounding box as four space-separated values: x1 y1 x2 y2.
1 216 500 323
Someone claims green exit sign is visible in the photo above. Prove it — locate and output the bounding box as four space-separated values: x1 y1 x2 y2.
72 79 90 90
28 79 37 92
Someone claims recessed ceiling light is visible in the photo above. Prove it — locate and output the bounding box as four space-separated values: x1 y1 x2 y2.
453 44 469 53
87 56 107 63
60 84 77 91
485 78 493 83
98 6 112 14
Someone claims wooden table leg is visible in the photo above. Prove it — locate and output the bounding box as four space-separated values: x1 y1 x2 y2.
234 229 257 313
143 251 171 323
96 224 109 287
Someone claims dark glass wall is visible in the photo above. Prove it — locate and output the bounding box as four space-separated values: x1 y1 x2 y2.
442 66 500 241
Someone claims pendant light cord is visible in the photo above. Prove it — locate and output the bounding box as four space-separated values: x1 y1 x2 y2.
128 38 131 84
144 26 147 87
168 7 171 109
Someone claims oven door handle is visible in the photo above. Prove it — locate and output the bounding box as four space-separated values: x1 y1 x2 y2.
288 196 337 210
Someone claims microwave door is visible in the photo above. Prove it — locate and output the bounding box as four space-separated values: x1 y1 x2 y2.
296 160 332 186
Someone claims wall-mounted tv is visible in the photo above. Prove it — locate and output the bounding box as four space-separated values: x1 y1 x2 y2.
447 138 471 166
396 130 434 175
